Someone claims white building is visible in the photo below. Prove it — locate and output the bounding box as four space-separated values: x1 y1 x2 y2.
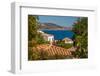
38 30 54 42
63 37 73 44
42 33 54 42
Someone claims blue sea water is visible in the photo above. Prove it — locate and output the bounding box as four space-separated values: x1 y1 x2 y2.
42 30 74 40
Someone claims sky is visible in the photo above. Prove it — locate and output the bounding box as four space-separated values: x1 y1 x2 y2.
38 15 79 27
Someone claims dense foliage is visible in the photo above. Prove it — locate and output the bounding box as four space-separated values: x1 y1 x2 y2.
72 17 88 58
28 15 39 41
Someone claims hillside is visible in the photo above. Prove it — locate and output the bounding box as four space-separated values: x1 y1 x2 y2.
38 23 63 30
38 23 72 30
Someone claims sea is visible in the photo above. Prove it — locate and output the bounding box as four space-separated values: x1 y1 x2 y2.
42 30 74 40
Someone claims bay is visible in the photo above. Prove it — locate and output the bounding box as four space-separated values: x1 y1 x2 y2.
42 30 74 40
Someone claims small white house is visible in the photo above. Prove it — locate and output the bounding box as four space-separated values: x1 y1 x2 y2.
42 33 54 42
63 37 73 44
38 30 54 42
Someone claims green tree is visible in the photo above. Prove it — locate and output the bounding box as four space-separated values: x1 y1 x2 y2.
28 15 39 41
72 17 88 58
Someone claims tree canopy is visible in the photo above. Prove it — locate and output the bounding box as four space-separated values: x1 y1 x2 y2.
72 17 88 58
28 15 39 41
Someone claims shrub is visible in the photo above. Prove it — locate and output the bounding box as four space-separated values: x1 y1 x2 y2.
56 41 73 49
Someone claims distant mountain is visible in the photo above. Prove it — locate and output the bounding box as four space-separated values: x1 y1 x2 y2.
38 23 72 30
38 23 63 30
63 26 73 30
